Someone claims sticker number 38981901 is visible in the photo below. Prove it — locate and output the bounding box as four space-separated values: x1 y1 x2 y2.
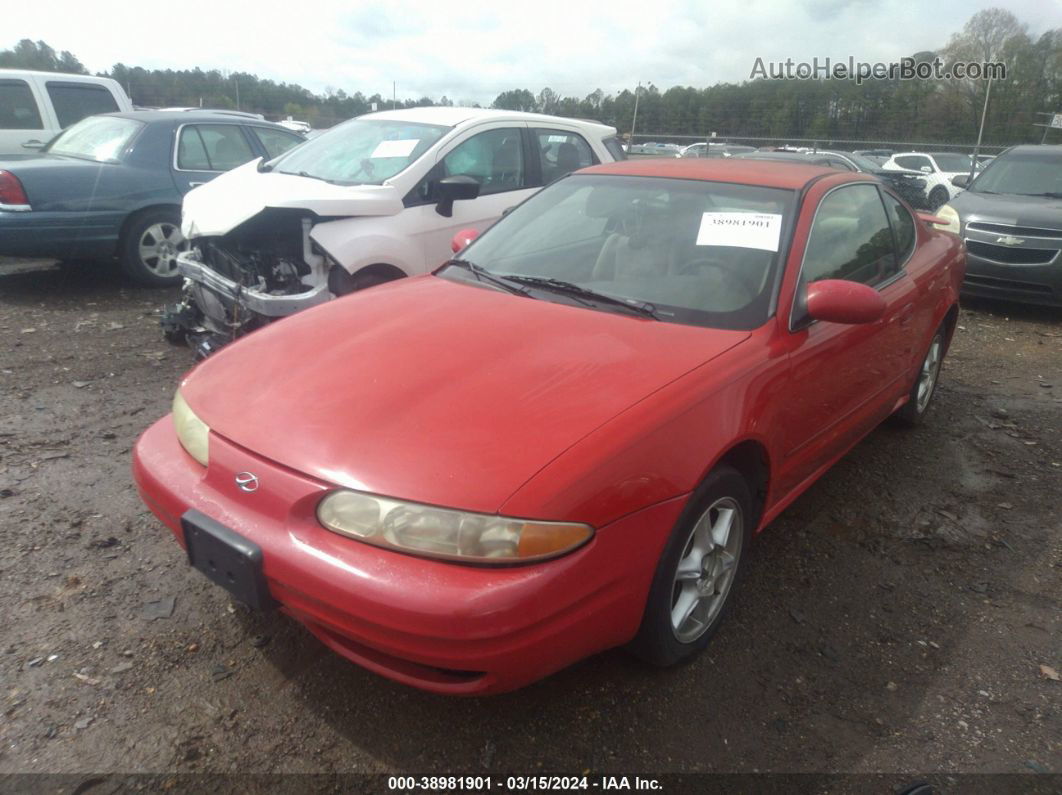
696 212 783 252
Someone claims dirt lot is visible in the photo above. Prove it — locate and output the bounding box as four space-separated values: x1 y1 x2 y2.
0 259 1059 784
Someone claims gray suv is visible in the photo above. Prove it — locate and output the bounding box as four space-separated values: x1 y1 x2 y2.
940 145 1062 307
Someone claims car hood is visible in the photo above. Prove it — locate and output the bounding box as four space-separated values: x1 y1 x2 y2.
950 190 1062 228
181 158 406 238
181 276 750 515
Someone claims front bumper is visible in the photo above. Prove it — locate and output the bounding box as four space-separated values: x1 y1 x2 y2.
177 250 331 319
132 417 683 694
961 229 1062 307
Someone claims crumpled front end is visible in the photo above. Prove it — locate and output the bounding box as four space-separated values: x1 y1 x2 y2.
162 209 333 359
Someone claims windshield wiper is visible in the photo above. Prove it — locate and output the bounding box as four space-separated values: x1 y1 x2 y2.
503 275 659 319
444 259 532 297
1025 192 1062 199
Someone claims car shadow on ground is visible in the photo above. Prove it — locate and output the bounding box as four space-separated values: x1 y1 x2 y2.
233 376 1050 775
0 259 172 307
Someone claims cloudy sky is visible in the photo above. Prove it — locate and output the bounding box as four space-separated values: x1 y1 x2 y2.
6 0 1061 104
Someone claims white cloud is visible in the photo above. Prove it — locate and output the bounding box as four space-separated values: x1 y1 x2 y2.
4 0 1060 105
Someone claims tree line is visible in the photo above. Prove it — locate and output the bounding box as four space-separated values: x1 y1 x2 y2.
2 8 1059 147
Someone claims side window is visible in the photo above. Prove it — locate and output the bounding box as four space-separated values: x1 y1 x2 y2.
882 192 916 265
441 128 525 196
46 83 119 128
535 129 596 184
177 126 212 170
252 127 304 160
186 124 255 171
0 80 44 130
803 184 898 287
894 155 929 172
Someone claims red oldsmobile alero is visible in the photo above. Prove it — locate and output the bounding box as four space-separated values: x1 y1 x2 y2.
132 158 965 694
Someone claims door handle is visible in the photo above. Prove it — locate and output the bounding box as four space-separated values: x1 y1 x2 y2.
21 140 43 149
188 182 205 188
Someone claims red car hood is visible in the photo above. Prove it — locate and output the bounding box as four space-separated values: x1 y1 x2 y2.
182 276 749 515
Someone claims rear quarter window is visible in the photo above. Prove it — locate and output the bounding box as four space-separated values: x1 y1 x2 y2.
46 82 120 128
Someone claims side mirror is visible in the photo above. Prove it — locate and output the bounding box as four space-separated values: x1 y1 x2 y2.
919 165 932 174
950 174 970 188
805 279 886 325
434 175 480 217
451 227 480 253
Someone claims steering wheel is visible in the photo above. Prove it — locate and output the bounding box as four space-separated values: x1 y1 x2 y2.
678 256 758 298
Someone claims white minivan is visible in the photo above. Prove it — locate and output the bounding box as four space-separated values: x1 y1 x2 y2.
0 70 133 156
166 106 624 355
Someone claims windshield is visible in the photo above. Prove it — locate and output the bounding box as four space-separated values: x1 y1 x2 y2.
268 118 450 185
442 174 795 330
970 149 1062 196
931 153 975 172
46 116 143 162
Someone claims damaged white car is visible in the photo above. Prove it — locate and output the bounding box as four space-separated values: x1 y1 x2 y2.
164 106 623 356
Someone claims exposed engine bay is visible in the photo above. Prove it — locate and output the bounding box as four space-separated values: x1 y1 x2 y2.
162 209 335 359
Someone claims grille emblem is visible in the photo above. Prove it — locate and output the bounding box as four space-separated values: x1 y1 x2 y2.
995 235 1025 246
235 472 259 493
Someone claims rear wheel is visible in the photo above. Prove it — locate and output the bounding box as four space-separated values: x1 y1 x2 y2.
629 466 752 667
119 209 187 287
894 326 945 426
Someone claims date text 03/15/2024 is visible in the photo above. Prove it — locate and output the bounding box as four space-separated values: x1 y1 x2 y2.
387 776 663 791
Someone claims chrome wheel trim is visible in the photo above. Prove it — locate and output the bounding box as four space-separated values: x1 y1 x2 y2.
916 334 943 414
138 222 187 277
670 496 743 643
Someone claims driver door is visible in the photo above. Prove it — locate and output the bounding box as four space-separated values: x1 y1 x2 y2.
405 124 536 269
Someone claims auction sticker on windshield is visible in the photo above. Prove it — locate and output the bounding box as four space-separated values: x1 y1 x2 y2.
370 139 420 158
696 212 782 251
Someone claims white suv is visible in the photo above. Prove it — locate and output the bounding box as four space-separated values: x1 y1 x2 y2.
0 70 133 156
167 107 623 355
881 152 978 210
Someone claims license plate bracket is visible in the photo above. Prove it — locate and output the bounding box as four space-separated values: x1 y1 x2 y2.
181 509 277 610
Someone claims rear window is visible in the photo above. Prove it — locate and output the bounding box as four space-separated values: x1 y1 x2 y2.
46 115 142 162
0 80 43 130
46 82 120 128
603 137 627 161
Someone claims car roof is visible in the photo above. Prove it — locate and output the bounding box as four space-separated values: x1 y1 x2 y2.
102 110 296 128
0 68 119 82
358 106 615 134
579 157 855 189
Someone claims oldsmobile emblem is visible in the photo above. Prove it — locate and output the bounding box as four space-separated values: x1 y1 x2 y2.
235 472 259 493
995 235 1025 246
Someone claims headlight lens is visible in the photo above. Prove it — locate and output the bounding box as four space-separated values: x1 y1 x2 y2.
317 490 593 564
172 390 209 466
934 204 961 235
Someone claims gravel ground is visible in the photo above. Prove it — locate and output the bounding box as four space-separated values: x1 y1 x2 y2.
0 259 1059 784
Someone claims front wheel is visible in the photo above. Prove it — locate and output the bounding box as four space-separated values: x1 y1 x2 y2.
894 326 945 426
629 466 752 667
119 209 187 287
928 186 949 211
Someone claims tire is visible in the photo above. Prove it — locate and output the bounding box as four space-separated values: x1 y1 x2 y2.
629 465 753 667
894 325 945 427
119 209 187 287
928 186 949 211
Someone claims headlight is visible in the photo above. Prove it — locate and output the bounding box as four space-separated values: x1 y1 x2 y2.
172 389 209 466
317 490 593 565
934 204 961 235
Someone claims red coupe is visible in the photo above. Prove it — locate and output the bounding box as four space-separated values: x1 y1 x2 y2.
133 159 965 694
